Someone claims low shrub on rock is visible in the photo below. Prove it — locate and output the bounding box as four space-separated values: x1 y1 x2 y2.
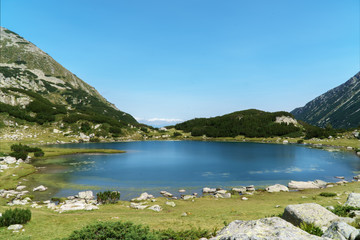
96 191 120 204
299 222 323 236
0 208 31 227
332 205 360 217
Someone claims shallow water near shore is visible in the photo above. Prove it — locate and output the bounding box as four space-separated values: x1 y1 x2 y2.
34 141 360 200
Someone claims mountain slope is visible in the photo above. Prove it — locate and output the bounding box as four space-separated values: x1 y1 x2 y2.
0 27 137 131
291 72 360 129
174 109 303 138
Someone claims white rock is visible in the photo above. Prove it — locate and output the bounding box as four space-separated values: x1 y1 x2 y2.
282 203 339 229
166 201 176 207
0 165 8 170
288 180 320 189
7 224 23 231
202 187 216 193
209 217 326 240
16 185 26 191
33 185 47 192
160 191 173 198
242 197 248 201
232 187 247 193
78 191 93 200
182 195 195 200
4 156 16 164
131 192 154 202
266 184 289 193
130 202 148 210
179 189 186 193
322 221 360 240
148 205 162 212
344 193 360 208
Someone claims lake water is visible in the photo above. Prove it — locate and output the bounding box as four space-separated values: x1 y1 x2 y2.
37 141 360 200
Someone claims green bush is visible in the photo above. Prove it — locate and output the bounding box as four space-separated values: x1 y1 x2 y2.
96 191 120 204
155 228 211 240
9 151 28 160
63 221 159 240
90 137 100 143
0 208 31 227
10 143 44 159
34 151 45 157
299 222 323 236
332 205 360 217
319 192 337 197
297 139 304 144
63 221 212 240
172 132 182 137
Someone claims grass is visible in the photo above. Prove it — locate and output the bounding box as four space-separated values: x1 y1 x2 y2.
0 183 358 239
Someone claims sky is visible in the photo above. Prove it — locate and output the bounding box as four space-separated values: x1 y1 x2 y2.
1 0 359 127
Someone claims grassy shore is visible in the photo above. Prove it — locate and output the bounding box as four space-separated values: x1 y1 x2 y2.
0 182 360 239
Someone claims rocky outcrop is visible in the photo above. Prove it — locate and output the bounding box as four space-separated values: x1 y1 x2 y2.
209 217 327 240
322 221 360 240
288 180 327 189
344 193 360 208
282 203 339 230
266 184 289 193
33 185 47 192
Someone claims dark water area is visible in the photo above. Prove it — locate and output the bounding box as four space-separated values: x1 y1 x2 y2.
36 141 360 200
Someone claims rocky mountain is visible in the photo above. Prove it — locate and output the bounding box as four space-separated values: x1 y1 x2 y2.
0 27 138 136
291 72 360 129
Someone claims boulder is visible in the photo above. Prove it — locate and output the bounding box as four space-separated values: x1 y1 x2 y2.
166 201 176 207
7 224 23 231
16 185 26 191
182 195 195 200
246 185 255 191
148 205 162 212
78 191 94 200
4 156 16 164
322 221 360 240
282 203 339 229
232 187 247 193
209 217 327 240
0 165 8 170
266 184 289 193
344 193 360 208
33 185 47 192
130 202 148 210
178 189 186 193
160 191 173 198
216 190 227 194
202 187 216 193
288 180 320 189
131 192 154 202
58 199 98 213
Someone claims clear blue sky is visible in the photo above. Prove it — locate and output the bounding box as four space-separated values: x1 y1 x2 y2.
1 0 359 126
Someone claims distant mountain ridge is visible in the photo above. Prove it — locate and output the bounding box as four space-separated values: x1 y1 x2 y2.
291 72 360 129
0 26 138 137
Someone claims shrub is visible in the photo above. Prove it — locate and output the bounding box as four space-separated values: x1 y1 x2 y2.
34 151 45 157
0 208 31 227
96 191 120 204
299 222 323 236
297 139 304 144
332 205 360 217
10 143 44 159
10 151 28 160
90 137 100 143
172 132 182 137
319 192 337 197
63 221 159 240
155 228 212 240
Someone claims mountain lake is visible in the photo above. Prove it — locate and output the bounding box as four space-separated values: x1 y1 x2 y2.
33 141 360 200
